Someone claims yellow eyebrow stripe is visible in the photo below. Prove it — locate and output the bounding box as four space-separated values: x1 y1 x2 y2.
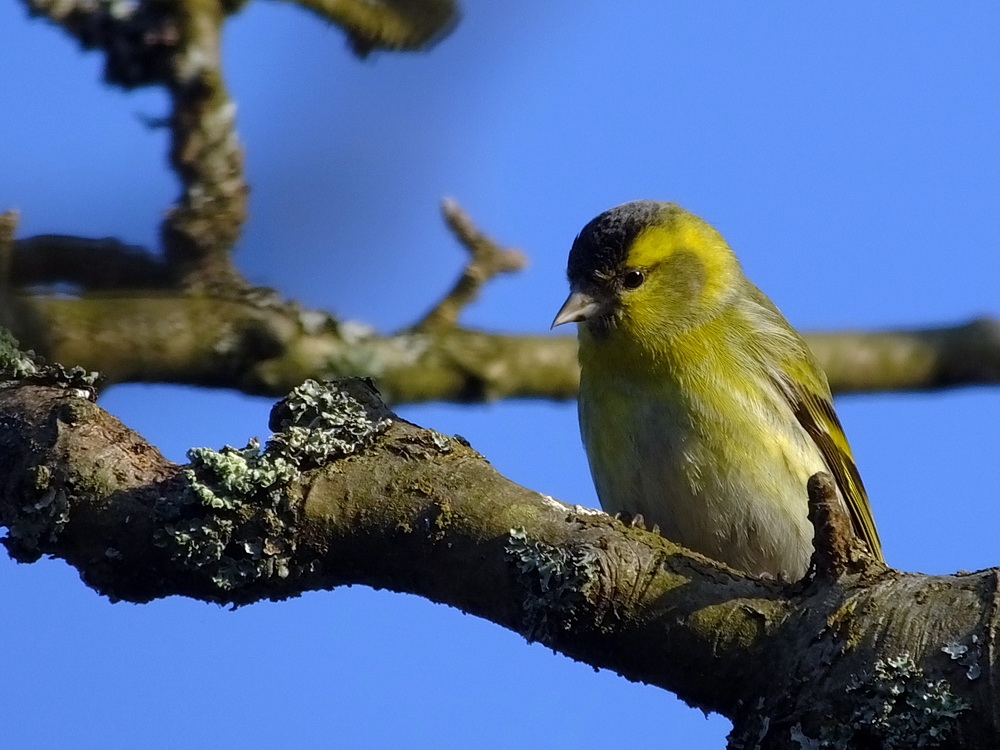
626 209 738 310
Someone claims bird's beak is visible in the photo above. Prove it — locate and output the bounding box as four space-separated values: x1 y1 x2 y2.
552 290 604 328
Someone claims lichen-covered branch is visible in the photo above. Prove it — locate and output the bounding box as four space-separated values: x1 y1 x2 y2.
3 290 999 404
0 363 996 748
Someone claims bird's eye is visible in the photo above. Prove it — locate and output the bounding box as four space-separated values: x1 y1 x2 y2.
622 269 645 289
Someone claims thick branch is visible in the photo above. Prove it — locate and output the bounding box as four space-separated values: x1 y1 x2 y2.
0 376 996 748
1 293 580 401
3 292 999 404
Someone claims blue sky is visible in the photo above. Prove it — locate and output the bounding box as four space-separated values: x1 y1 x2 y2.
2 2 999 747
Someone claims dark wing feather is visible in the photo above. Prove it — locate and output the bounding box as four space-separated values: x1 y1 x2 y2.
775 374 883 561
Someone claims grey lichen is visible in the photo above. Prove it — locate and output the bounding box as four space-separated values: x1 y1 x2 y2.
943 636 982 680
806 653 971 749
3 482 71 562
155 379 392 593
267 378 393 467
0 328 38 379
506 527 600 643
790 724 821 750
425 430 452 454
0 327 98 391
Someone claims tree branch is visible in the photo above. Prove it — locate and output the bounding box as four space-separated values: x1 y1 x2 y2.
9 235 170 290
2 290 999 404
159 15 248 287
283 0 459 55
809 319 1000 394
19 0 458 287
413 198 527 332
0 372 996 748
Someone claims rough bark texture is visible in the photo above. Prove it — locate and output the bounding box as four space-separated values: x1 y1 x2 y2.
0 373 996 749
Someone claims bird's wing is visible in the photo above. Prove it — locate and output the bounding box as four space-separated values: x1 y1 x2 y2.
773 372 883 561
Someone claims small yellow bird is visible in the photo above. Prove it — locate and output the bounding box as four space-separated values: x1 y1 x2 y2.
553 201 882 579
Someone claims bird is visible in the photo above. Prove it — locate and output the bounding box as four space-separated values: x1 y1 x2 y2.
552 200 882 579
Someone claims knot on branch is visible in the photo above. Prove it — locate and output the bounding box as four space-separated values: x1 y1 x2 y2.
807 472 881 581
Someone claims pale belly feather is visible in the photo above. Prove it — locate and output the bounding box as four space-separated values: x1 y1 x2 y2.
579 368 824 579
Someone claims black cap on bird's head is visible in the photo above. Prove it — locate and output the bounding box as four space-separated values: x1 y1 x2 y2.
552 200 670 328
567 200 666 287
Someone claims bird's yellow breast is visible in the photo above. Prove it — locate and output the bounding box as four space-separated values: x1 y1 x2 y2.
577 316 823 579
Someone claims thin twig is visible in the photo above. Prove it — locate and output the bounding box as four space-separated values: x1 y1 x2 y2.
807 472 881 580
413 198 528 332
288 0 458 56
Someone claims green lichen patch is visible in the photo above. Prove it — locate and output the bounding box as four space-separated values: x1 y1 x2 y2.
156 379 393 594
0 327 98 392
154 436 299 591
267 378 393 467
2 483 71 563
506 527 600 643
184 439 296 511
0 328 38 379
798 653 971 749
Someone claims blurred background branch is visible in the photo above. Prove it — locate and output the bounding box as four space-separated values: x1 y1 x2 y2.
20 0 457 287
4 209 998 402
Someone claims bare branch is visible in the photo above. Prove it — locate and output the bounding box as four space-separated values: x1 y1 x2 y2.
158 8 247 286
284 0 459 55
811 319 1000 394
23 0 247 286
20 0 459 287
806 472 881 581
413 198 528 332
4 289 1000 404
10 235 170 290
